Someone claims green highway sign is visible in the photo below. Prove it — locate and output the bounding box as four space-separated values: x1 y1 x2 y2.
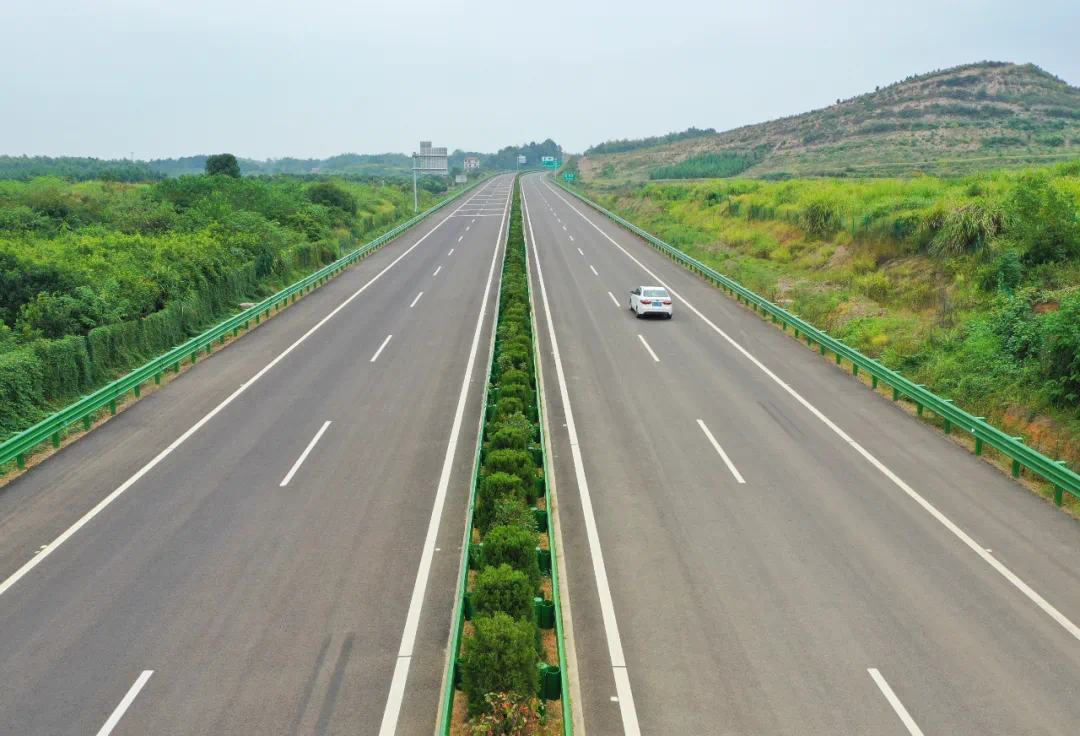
563 173 575 181
542 160 561 169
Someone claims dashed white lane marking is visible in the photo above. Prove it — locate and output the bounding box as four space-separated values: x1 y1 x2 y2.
433 266 442 276
637 334 659 362
370 335 393 363
95 671 153 736
697 419 745 483
590 265 598 276
608 291 620 307
868 669 925 736
280 420 332 487
410 292 423 308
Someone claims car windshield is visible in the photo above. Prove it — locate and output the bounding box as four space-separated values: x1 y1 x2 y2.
642 288 668 298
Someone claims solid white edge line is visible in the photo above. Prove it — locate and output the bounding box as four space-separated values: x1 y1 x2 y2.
0 183 483 601
589 265 598 276
95 670 153 736
279 420 332 487
868 668 926 736
637 334 659 363
696 419 746 484
522 175 641 735
542 178 1080 644
608 291 620 307
433 266 442 276
369 334 393 363
376 175 513 736
409 292 423 309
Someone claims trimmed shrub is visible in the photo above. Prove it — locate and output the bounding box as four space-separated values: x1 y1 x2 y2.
493 397 524 422
490 426 528 451
461 612 539 716
493 497 537 532
498 368 530 388
497 383 532 407
483 524 541 590
473 564 535 623
476 472 524 534
485 449 534 481
31 335 93 400
0 349 45 436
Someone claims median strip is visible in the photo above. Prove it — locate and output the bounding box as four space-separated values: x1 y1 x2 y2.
439 177 571 734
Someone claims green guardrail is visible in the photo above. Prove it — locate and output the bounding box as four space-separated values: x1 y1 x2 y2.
553 178 1080 509
439 177 572 733
0 176 491 472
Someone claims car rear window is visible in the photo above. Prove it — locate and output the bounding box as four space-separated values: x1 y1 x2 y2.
643 288 668 298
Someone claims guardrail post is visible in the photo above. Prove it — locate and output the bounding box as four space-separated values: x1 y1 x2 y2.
942 400 954 434
820 343 826 356
220 335 226 345
1054 461 1067 506
835 352 842 365
892 387 900 401
134 383 141 398
871 375 877 388
109 398 117 415
83 415 92 431
16 454 24 470
255 313 260 325
1011 438 1025 477
52 432 60 449
173 361 180 373
190 352 197 365
205 344 212 356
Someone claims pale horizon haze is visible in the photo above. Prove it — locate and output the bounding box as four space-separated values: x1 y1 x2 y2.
2 0 1078 159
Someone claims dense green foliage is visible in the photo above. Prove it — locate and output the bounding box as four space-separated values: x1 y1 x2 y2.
651 146 769 180
586 127 716 155
473 564 535 623
204 153 241 178
0 156 165 183
0 173 431 441
578 161 1080 477
461 613 539 717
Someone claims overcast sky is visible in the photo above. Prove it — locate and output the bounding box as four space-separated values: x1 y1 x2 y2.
2 0 1078 160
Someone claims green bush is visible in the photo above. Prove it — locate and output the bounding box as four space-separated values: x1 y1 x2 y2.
497 383 533 407
0 349 45 435
473 564 535 623
482 524 541 590
493 497 537 532
490 426 528 451
1042 293 1080 407
499 368 530 387
461 612 539 716
476 472 525 534
493 397 524 422
485 449 534 483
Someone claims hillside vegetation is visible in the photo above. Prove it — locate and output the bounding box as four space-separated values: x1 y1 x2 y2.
0 174 435 441
571 162 1080 485
577 62 1080 183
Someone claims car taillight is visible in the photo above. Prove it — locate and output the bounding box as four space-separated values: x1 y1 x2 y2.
663 300 672 305
640 299 652 305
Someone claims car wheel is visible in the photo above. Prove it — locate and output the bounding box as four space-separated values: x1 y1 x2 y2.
635 308 643 319
667 313 673 320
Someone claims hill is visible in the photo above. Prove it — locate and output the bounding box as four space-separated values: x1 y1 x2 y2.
577 62 1080 183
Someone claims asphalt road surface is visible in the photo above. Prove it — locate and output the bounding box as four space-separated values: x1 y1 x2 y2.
0 174 515 736
521 173 1080 736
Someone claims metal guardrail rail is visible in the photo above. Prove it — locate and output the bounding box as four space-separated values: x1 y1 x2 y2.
554 179 1080 508
438 177 571 733
0 177 489 472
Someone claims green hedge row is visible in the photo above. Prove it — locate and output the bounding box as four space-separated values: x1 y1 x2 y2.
459 179 557 725
0 262 263 440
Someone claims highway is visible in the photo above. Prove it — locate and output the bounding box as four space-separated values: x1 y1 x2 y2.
520 173 1080 735
0 174 515 736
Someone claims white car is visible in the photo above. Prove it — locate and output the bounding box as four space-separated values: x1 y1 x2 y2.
629 286 673 319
